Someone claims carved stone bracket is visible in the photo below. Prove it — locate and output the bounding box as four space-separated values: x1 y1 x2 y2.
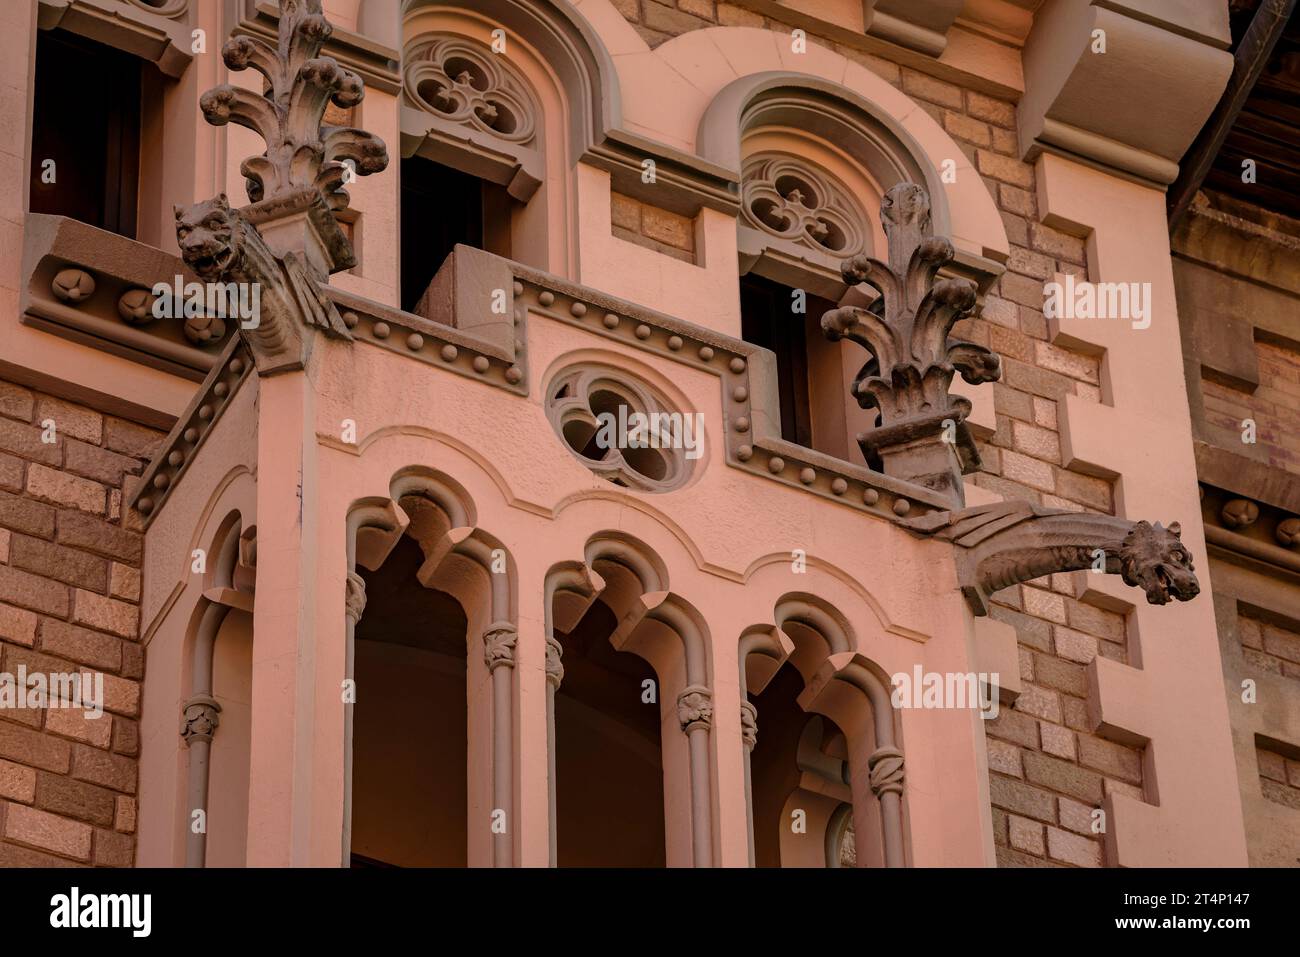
867 745 905 798
903 501 1201 615
677 686 714 733
483 622 518 672
821 183 1001 503
180 693 222 746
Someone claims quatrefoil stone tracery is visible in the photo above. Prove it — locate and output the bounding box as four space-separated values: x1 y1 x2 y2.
741 155 868 258
545 366 693 493
404 36 537 145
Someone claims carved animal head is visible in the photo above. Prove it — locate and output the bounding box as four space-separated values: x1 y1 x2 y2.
1118 521 1199 605
173 193 242 281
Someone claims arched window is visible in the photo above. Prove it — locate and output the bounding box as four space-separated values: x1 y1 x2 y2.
399 32 541 310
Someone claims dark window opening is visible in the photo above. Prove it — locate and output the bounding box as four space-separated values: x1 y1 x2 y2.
400 156 512 313
30 30 143 238
739 273 839 450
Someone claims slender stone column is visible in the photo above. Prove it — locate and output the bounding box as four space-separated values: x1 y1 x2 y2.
544 635 564 867
867 745 906 867
340 570 367 862
181 693 222 868
181 598 232 868
677 686 715 867
739 700 758 866
483 622 517 868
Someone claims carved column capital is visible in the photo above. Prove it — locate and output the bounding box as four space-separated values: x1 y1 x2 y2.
345 570 367 625
180 693 222 747
544 636 564 688
740 700 758 751
483 622 518 672
677 685 713 733
867 746 905 798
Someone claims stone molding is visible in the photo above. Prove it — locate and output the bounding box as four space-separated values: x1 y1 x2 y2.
863 0 964 58
37 0 194 77
131 337 255 522
21 214 231 382
1019 0 1233 186
1201 481 1300 582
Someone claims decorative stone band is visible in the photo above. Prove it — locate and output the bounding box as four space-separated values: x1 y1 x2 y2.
132 337 255 525
137 242 976 529
315 249 955 522
344 571 367 626
180 693 223 746
677 686 714 734
867 746 905 798
544 636 565 689
483 622 519 672
1200 482 1300 578
740 700 758 751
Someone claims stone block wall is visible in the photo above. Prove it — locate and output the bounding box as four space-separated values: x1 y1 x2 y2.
0 378 161 866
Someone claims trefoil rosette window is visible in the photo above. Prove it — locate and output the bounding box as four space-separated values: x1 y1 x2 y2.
546 365 698 492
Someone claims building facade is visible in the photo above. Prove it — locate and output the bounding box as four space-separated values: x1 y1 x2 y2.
0 0 1294 868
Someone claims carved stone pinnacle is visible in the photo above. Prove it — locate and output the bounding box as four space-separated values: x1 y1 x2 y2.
821 182 1000 501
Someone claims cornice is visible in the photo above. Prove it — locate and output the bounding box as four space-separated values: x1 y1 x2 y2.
37 0 193 77
20 214 231 383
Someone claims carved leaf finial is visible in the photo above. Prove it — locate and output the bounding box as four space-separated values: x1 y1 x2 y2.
200 0 388 212
821 182 1000 495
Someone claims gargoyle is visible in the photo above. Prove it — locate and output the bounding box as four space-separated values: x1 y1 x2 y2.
172 0 388 374
174 193 351 368
901 501 1199 615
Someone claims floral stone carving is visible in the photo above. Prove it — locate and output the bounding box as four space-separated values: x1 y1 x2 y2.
902 501 1200 615
821 182 1000 502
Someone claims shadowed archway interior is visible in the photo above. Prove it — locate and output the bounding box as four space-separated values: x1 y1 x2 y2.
352 536 469 867
555 599 666 867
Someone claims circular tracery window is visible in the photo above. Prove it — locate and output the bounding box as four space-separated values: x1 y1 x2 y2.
546 365 699 492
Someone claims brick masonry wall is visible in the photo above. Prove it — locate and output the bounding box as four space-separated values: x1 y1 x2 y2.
0 378 161 866
1202 339 1300 477
611 191 698 263
611 2 1145 867
1256 743 1300 810
1238 609 1300 683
